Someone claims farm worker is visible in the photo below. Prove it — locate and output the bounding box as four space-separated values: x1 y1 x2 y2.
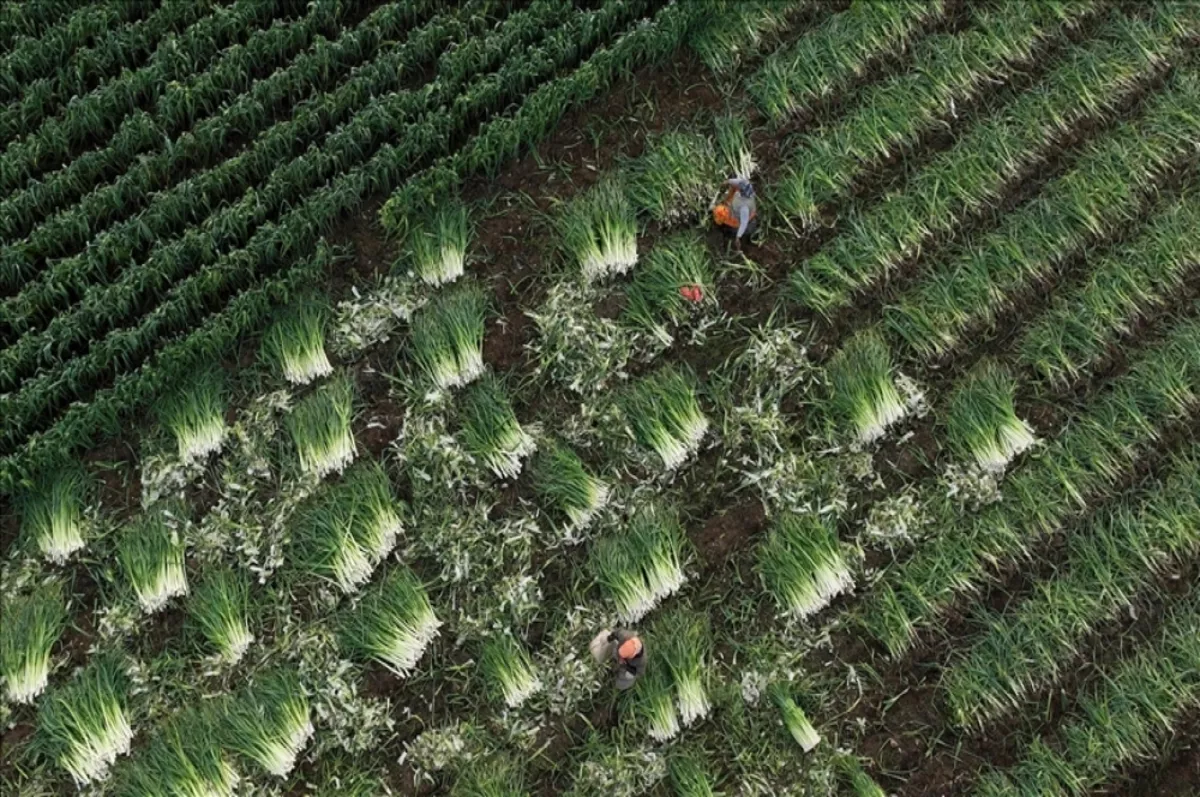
712 177 758 247
589 628 647 690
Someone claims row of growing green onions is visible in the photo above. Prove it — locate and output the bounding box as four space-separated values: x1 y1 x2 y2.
861 300 1200 656
775 0 1100 228
0 0 283 196
977 588 1200 796
0 0 442 294
747 0 947 124
0 0 346 257
886 67 1200 359
0 0 606 452
942 446 1200 730
788 7 1193 314
0 0 95 54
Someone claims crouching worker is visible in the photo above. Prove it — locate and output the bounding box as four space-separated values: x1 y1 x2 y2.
590 628 647 690
713 177 758 248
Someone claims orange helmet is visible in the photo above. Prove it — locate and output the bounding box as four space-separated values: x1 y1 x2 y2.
617 637 642 660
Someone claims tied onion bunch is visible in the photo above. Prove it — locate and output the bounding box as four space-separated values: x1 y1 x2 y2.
119 511 188 614
624 233 714 347
656 611 712 726
627 130 719 225
479 632 541 708
637 663 681 741
223 670 312 778
262 299 333 386
292 462 401 595
835 752 887 797
590 502 687 623
338 567 441 677
20 463 89 563
668 751 719 797
827 328 908 444
120 708 238 797
947 359 1036 472
759 511 852 620
715 113 756 181
622 366 709 471
770 683 820 752
406 199 471 286
531 439 610 529
459 374 536 480
156 369 228 463
286 374 357 479
556 178 638 281
410 283 487 390
187 567 254 664
36 656 134 786
0 581 66 703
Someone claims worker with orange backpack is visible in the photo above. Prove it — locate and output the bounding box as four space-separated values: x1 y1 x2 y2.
712 177 758 248
590 627 647 690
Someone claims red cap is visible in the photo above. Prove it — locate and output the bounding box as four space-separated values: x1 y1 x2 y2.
618 637 642 660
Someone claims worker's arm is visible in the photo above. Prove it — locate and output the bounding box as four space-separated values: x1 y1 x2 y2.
736 204 751 239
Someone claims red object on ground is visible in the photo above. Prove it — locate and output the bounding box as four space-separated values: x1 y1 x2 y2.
679 284 703 303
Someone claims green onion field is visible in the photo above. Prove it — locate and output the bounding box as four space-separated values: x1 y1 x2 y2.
2 0 1199 793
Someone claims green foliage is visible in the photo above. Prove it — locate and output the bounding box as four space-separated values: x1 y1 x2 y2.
118 708 238 797
626 131 718 225
286 374 356 479
119 510 188 614
590 501 686 623
36 656 133 786
945 360 1035 472
531 439 609 530
410 283 487 390
262 299 333 386
460 374 535 480
19 462 89 563
0 581 66 704
624 234 715 346
222 669 313 778
480 632 541 708
826 328 906 444
759 512 851 620
337 567 441 677
621 366 709 470
156 368 228 463
187 567 254 664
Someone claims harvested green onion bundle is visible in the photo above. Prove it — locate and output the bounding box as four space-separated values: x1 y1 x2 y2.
262 299 333 386
624 234 715 346
715 113 756 181
188 568 254 663
0 582 66 703
480 632 541 708
410 284 487 390
834 752 886 797
451 754 526 797
531 440 610 529
460 375 536 480
557 178 638 281
656 611 711 726
827 328 908 443
591 502 687 622
223 670 312 778
121 709 238 797
338 567 441 677
37 657 134 786
339 460 404 563
770 684 820 752
623 367 709 471
668 751 718 797
21 463 89 563
638 664 681 741
119 512 188 614
407 199 471 286
157 369 228 463
947 360 1036 472
286 375 357 479
759 512 852 620
292 477 394 595
627 131 719 225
